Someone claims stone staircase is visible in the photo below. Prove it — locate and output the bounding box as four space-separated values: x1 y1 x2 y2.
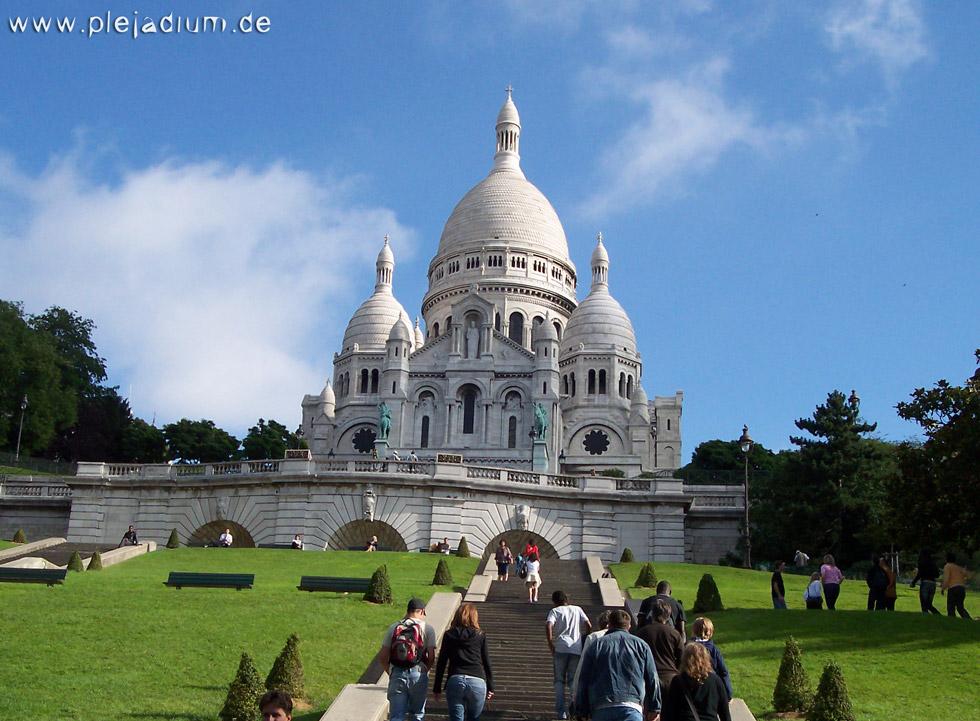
426 559 606 721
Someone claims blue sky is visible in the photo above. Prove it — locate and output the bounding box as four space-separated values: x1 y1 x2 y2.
1 1 977 458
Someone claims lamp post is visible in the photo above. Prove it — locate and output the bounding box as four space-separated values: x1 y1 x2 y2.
14 395 28 462
738 424 754 569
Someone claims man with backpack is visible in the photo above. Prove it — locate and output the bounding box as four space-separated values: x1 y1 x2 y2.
379 598 438 721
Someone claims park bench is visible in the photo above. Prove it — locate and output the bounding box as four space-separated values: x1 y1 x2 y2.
347 545 394 552
0 568 68 586
164 572 254 590
297 575 371 593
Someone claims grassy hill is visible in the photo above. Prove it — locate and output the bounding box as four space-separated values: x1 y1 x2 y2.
0 548 478 720
611 561 980 719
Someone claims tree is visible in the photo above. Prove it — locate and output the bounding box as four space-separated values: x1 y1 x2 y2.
364 565 393 604
432 558 453 585
889 350 980 553
620 548 634 563
242 419 303 460
635 563 657 588
166 528 180 549
265 633 305 699
120 418 168 463
456 536 470 558
67 550 85 572
46 387 133 462
809 661 855 721
30 306 107 398
751 391 894 567
220 652 263 721
87 551 104 571
677 438 784 481
692 573 724 612
163 418 241 463
772 636 812 712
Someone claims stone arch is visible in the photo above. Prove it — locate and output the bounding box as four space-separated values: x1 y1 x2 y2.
327 519 409 552
189 520 255 548
482 529 560 561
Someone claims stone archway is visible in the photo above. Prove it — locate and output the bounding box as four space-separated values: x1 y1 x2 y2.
482 529 559 561
189 520 255 548
328 520 408 552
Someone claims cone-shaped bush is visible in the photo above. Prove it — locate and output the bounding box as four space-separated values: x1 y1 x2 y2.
456 536 470 558
432 558 454 586
265 633 305 699
810 662 855 721
87 550 103 571
364 564 393 604
166 528 180 549
220 652 263 721
12 528 27 543
635 562 657 588
772 637 813 713
620 548 634 563
692 573 724 612
66 550 85 572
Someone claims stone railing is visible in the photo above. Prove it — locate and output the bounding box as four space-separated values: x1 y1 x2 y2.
0 478 72 499
685 484 745 509
617 478 651 491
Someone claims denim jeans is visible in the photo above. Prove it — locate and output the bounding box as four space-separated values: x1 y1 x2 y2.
553 652 580 718
445 674 487 721
947 585 970 618
824 582 841 610
919 580 941 614
387 665 428 721
592 705 644 721
772 596 787 609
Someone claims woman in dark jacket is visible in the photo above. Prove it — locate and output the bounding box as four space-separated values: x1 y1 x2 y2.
662 642 731 721
866 555 889 610
433 603 494 721
910 548 942 614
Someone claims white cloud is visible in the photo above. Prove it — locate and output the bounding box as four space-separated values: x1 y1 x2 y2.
826 0 928 83
0 149 414 436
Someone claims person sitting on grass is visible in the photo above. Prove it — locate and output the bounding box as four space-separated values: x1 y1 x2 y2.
689 617 733 703
260 689 292 721
804 571 823 610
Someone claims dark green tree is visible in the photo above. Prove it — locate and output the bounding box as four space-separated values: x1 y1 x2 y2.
810 661 855 721
265 633 305 699
692 573 724 612
620 548 634 563
163 418 241 463
119 418 168 463
456 536 470 558
30 306 107 398
432 558 453 585
46 387 132 462
242 419 303 460
66 550 85 572
166 529 180 549
888 350 980 553
364 564 393 604
772 636 812 712
87 550 104 571
635 563 657 588
220 652 263 721
677 438 783 482
12 528 26 543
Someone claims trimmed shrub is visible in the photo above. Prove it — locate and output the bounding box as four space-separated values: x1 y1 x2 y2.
810 662 855 721
620 548 634 563
692 573 724 612
265 633 304 699
166 528 180 549
599 468 626 478
772 637 813 713
12 528 27 543
66 550 85 573
87 550 103 571
456 536 470 558
635 562 657 588
364 564 393 604
220 652 263 721
432 558 453 586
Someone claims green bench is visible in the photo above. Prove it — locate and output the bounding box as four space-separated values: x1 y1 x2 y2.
164 572 254 590
0 568 68 586
347 545 394 552
297 575 371 593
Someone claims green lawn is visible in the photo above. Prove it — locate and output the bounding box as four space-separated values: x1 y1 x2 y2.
0 464 54 475
0 540 17 551
611 562 980 719
0 549 478 720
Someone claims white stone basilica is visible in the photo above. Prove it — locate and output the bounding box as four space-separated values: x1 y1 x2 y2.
301 92 683 476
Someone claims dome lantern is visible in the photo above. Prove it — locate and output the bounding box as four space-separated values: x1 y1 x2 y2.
376 234 394 291
591 232 609 287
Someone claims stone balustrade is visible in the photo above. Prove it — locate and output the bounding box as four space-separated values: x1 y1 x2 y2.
0 479 72 499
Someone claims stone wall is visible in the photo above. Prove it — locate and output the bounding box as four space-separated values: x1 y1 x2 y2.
0 499 70 541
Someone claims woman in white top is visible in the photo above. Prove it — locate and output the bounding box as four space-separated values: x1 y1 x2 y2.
804 571 823 610
525 552 541 603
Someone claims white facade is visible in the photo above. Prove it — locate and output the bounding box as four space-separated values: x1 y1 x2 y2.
302 93 682 477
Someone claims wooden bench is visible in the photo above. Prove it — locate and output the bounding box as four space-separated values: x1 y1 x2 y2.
347 545 394 552
297 575 371 593
0 568 68 586
164 572 254 590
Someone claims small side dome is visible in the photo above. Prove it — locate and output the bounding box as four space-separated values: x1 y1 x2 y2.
342 295 414 352
631 382 649 422
319 379 336 404
414 317 425 348
388 318 412 342
532 317 558 343
591 234 610 266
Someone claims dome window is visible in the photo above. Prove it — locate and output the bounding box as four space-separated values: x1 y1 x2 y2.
360 369 369 394
508 312 524 345
588 369 596 395
599 370 607 395
420 416 430 448
371 369 379 394
508 416 517 448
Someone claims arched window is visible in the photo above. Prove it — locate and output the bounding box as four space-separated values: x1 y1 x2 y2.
599 369 607 395
588 369 596 395
420 416 430 448
627 375 633 399
667 418 671 431
570 372 576 397
445 317 452 335
508 416 517 448
562 375 568 395
495 313 501 331
508 312 524 345
462 390 476 434
619 372 625 397
392 381 397 393
433 322 440 337
360 369 369 394
371 369 379 394
553 321 562 340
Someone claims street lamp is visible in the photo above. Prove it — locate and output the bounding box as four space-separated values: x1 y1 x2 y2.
738 425 754 569
14 395 28 462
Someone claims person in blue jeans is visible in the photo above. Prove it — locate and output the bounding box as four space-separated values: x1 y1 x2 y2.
546 590 592 719
771 560 787 609
433 603 494 721
379 598 437 721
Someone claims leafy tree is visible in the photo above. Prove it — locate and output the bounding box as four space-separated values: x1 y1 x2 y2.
889 350 980 553
67 550 85 572
220 652 263 721
772 636 812 712
46 387 132 462
242 419 303 460
678 438 784 480
12 528 26 543
456 536 470 558
265 633 305 699
810 661 855 721
752 391 895 567
364 564 393 604
620 548 634 563
30 306 107 398
635 563 657 588
120 417 168 463
432 558 453 585
163 418 241 463
166 528 180 549
692 573 724 612
87 551 104 571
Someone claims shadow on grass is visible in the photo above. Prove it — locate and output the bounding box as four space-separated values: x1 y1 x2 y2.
293 710 327 721
125 714 208 720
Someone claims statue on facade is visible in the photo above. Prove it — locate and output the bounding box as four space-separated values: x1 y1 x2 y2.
215 496 229 521
516 504 530 530
377 401 391 441
465 320 479 359
533 402 548 440
363 485 377 522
